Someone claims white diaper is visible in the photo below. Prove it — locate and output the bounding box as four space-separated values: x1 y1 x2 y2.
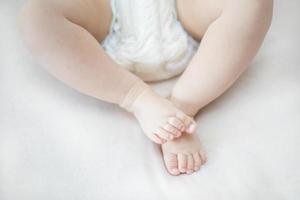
101 0 199 81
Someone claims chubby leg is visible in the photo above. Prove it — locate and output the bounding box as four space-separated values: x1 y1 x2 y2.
172 0 273 114
162 0 273 175
18 0 196 144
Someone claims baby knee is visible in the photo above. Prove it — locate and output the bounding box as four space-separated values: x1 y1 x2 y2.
226 0 273 31
19 0 48 28
255 0 273 9
251 0 273 29
18 1 63 50
228 0 273 17
253 0 273 18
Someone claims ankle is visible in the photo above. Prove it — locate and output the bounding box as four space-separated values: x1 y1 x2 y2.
120 80 152 112
169 96 200 117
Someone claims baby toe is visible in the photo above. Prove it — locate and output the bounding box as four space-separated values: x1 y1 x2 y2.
185 118 197 134
186 154 194 174
163 124 181 138
163 153 180 176
177 153 187 173
156 128 174 141
152 134 166 144
168 117 185 132
199 150 207 164
193 152 202 171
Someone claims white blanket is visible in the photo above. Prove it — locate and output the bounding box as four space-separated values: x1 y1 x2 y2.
1 1 299 199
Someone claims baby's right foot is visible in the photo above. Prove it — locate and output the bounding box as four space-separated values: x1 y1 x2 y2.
121 83 197 144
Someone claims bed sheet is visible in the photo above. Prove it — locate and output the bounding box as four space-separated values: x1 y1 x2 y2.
0 0 299 199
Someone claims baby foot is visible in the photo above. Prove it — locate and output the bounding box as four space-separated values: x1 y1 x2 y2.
161 133 207 176
125 87 197 144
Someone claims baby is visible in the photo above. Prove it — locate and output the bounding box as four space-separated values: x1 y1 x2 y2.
18 0 273 176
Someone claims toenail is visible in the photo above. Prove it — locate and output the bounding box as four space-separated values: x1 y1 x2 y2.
187 170 194 174
187 123 196 133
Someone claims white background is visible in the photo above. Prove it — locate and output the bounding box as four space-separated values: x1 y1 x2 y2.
1 0 299 199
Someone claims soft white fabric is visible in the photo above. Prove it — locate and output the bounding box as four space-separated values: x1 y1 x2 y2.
101 0 199 81
1 1 300 200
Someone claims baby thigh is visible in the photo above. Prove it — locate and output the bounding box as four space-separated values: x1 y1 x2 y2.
172 0 273 115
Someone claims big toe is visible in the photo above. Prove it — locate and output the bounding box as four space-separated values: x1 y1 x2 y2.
176 112 197 134
163 153 180 176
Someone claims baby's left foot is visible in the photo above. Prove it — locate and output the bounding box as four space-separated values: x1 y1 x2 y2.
161 133 207 176
124 86 197 144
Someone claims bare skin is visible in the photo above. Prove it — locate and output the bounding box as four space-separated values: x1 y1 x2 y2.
162 0 273 175
18 0 273 176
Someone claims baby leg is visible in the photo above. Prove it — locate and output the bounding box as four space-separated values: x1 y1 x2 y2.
163 0 273 175
172 0 273 115
18 0 196 143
